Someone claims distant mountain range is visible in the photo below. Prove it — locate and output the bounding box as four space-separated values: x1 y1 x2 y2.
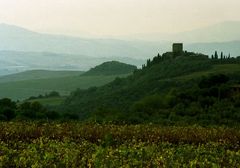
0 21 240 76
0 23 161 58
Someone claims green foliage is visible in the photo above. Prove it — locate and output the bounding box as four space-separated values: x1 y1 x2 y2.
2 51 240 125
0 98 16 121
64 52 212 117
1 100 60 120
0 122 240 167
62 112 79 120
130 94 168 119
62 51 240 125
90 107 123 123
18 102 46 119
28 91 61 101
199 74 229 88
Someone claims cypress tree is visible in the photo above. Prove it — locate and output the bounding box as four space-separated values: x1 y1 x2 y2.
214 51 218 59
220 52 223 60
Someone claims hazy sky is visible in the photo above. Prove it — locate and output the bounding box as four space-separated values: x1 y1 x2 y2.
0 0 240 36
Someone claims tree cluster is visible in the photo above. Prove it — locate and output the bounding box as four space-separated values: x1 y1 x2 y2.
0 99 61 121
28 91 60 100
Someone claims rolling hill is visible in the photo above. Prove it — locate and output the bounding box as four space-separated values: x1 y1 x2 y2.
0 61 135 100
0 70 84 83
62 51 240 122
82 61 137 76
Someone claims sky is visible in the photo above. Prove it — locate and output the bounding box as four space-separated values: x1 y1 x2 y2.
0 0 240 37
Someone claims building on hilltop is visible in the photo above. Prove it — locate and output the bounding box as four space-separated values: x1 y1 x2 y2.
172 43 183 57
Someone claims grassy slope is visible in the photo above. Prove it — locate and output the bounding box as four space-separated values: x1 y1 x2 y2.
174 64 240 81
0 74 130 100
27 97 66 106
0 70 84 83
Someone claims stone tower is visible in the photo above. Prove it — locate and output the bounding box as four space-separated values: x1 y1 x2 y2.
172 43 183 57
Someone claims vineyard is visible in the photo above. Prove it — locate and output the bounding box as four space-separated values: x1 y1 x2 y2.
0 122 240 167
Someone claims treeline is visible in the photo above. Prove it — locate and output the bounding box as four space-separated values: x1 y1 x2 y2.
142 51 240 70
210 51 240 64
0 99 55 121
126 74 240 125
27 91 60 100
142 51 209 69
0 98 78 121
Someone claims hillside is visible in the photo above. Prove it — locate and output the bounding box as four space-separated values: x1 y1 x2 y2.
0 74 131 100
83 61 137 76
62 52 240 124
0 61 136 100
0 70 84 83
63 53 212 113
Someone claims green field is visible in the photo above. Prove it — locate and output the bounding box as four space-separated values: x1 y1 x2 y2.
0 122 240 167
0 70 84 83
0 74 130 100
27 97 66 106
